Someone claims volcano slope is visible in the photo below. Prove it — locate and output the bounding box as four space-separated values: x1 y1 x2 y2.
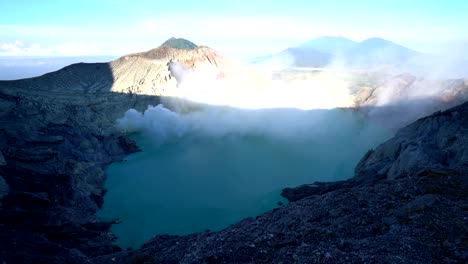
0 39 467 263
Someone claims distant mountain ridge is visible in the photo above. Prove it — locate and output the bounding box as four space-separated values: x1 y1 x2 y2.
299 36 357 55
346 38 420 66
276 36 421 68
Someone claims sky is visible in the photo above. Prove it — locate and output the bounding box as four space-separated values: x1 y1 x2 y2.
1 0 467 60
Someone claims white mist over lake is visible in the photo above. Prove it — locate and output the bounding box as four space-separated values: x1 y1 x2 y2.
99 105 392 248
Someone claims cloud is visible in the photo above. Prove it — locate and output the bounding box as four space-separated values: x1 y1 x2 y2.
0 40 104 56
0 24 149 56
0 12 466 59
0 40 25 55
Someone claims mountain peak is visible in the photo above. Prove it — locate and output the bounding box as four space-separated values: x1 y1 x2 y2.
359 37 395 46
299 36 357 54
161 37 198 50
273 36 420 68
357 37 418 54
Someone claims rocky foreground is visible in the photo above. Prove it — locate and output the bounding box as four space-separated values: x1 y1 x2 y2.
0 84 160 263
0 40 467 263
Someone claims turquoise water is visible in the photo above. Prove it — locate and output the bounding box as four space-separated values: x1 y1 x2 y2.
98 108 391 249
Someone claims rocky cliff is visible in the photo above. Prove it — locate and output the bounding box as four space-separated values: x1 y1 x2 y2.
0 82 160 262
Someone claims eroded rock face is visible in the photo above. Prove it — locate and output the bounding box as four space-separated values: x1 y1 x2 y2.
109 46 243 96
355 101 468 180
0 151 6 166
0 175 8 199
0 78 159 263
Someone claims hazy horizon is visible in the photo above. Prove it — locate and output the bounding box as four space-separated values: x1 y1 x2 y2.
1 34 467 80
1 0 467 59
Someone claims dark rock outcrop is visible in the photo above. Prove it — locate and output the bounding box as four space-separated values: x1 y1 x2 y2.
355 102 468 180
0 175 8 199
0 69 160 263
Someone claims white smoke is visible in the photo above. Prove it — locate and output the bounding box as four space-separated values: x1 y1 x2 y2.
121 39 468 145
116 103 390 146
166 44 467 115
166 59 354 110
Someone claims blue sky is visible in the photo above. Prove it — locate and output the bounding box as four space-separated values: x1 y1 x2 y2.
1 0 467 59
